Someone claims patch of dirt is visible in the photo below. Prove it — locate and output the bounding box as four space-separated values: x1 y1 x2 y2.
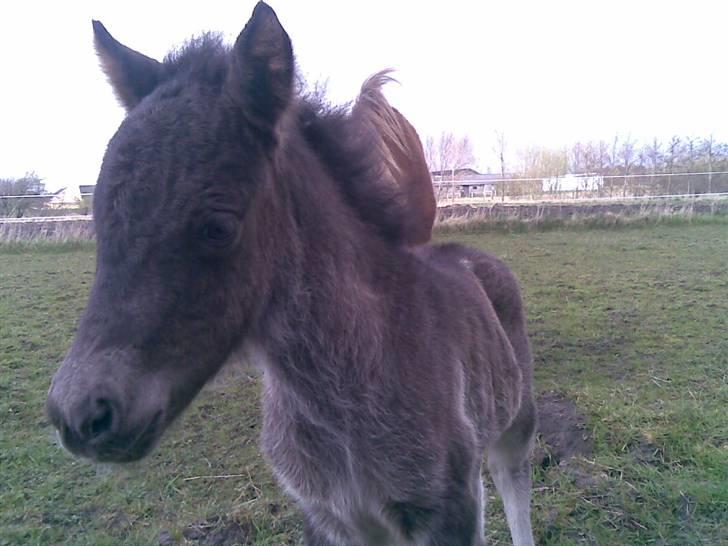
106 511 133 530
534 391 593 468
159 516 253 546
184 516 253 546
630 434 666 467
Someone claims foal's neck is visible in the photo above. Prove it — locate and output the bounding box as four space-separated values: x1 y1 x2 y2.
256 128 395 385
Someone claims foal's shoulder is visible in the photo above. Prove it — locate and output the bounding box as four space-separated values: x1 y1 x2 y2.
413 242 499 272
412 242 522 303
409 242 490 291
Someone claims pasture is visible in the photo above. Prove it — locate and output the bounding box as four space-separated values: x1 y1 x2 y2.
1 222 726 545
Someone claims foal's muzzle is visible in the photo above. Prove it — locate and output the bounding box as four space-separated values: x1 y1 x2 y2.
46 372 164 463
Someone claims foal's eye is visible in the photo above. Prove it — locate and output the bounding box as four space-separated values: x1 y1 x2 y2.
200 214 239 248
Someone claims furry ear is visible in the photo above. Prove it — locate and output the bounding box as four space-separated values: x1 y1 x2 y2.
92 20 162 111
227 2 294 134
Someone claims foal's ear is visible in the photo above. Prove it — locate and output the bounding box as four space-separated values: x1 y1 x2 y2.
228 2 294 131
92 20 162 111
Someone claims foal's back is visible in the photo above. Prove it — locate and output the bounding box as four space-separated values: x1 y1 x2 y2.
416 243 534 441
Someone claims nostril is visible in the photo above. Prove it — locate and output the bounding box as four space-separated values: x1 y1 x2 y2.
81 398 115 441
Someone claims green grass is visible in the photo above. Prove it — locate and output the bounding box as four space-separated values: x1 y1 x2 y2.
1 224 726 545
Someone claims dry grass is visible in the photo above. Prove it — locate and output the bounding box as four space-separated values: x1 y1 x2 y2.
434 201 728 235
0 219 94 243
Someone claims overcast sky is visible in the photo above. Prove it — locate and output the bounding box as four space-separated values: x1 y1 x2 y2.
1 0 726 191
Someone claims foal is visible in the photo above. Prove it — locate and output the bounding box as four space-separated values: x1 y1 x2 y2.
46 3 536 545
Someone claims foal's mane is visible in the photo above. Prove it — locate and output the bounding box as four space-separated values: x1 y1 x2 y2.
353 70 410 177
158 35 409 245
298 81 409 245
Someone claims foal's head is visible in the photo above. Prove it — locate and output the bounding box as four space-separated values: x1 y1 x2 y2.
47 3 296 462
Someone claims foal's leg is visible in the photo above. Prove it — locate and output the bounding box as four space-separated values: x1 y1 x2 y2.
487 396 537 546
427 490 483 546
427 459 486 546
475 474 486 546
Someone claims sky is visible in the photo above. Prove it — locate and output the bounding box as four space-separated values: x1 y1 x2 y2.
1 0 727 192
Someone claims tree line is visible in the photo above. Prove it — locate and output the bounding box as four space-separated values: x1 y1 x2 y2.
515 134 728 196
426 132 728 198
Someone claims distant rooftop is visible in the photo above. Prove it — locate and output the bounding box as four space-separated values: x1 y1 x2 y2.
430 168 516 182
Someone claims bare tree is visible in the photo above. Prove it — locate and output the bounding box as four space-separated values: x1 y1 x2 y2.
684 136 698 194
568 141 586 174
703 134 715 193
616 136 637 197
665 136 682 194
493 130 507 200
426 132 475 174
451 136 475 176
425 134 452 199
518 146 540 179
610 134 620 171
594 140 610 174
590 140 610 196
569 141 596 195
424 136 437 177
644 137 662 173
640 137 663 194
426 131 475 201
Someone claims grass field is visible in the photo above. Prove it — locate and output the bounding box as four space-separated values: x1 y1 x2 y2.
1 224 726 545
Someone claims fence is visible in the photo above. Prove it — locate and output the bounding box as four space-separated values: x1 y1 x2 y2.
433 171 728 204
2 171 728 226
0 216 94 241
